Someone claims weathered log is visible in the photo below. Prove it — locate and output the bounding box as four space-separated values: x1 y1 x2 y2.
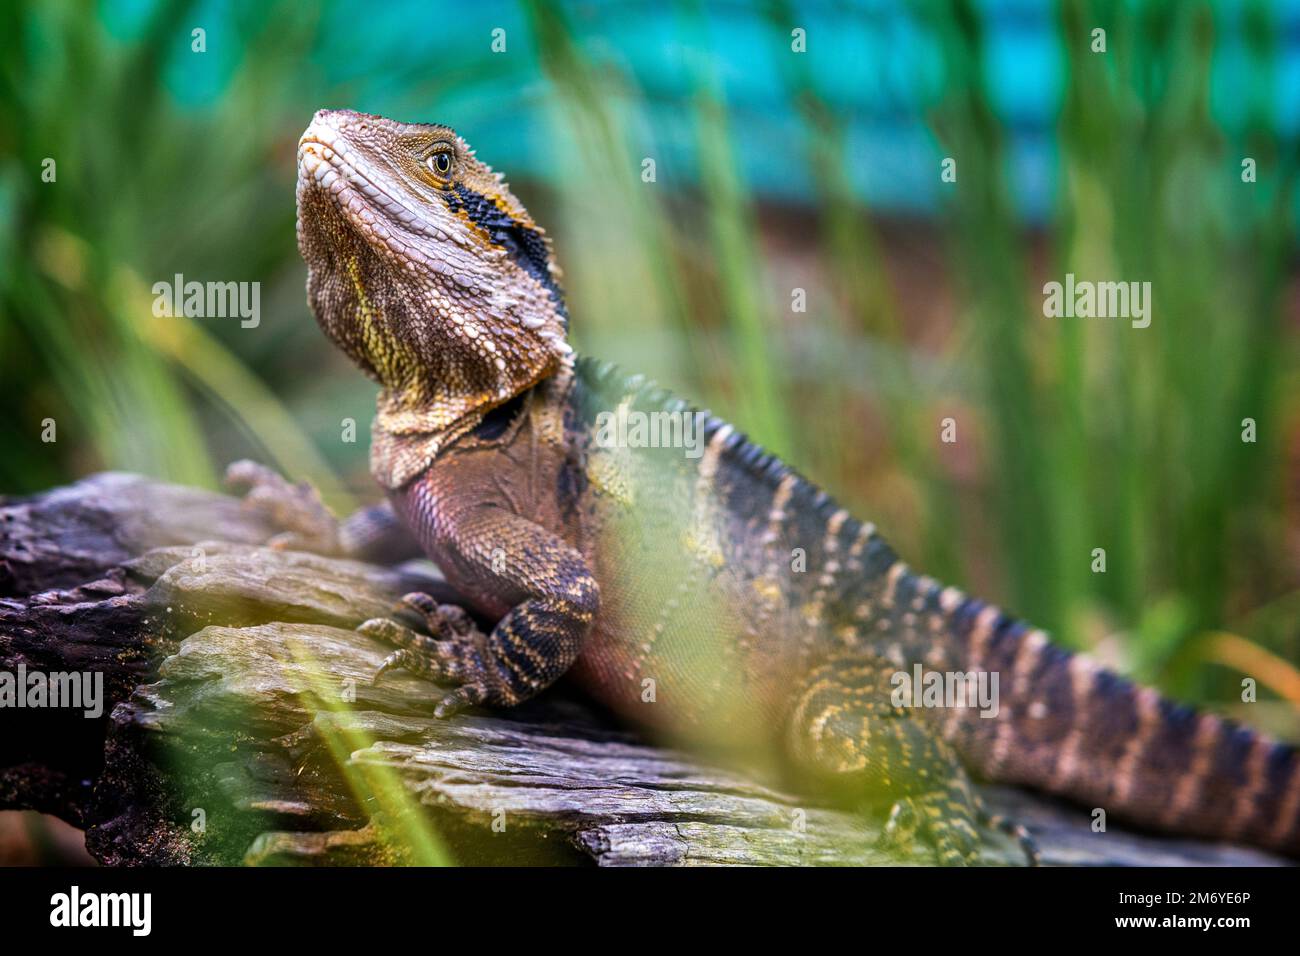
0 474 1288 866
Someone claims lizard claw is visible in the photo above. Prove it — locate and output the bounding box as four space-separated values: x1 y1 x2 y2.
878 797 920 851
225 459 343 555
372 650 405 685
393 592 477 638
978 809 1041 867
369 647 440 683
359 616 439 656
433 684 489 719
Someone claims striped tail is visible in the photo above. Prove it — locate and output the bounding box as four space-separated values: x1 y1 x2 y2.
934 589 1300 857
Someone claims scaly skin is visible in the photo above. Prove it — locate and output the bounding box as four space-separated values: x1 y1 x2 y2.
277 108 1300 864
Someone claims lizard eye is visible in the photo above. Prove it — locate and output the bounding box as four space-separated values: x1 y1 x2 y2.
427 150 453 179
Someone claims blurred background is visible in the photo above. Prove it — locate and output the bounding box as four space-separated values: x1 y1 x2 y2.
1 0 1299 861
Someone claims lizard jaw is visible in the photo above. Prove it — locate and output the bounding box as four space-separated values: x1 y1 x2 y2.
296 127 461 270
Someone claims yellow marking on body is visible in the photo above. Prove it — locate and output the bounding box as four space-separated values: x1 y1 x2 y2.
823 509 849 550
494 627 549 687
789 677 837 746
883 561 909 608
586 450 635 507
347 255 409 385
798 601 822 629
763 474 798 545
803 509 851 631
835 624 861 648
681 426 731 569
967 605 1001 673
680 526 726 568
845 521 875 573
445 204 502 252
699 424 731 480
753 473 800 628
808 705 836 747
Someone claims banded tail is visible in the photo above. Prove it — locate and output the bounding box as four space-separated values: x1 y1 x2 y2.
931 586 1300 857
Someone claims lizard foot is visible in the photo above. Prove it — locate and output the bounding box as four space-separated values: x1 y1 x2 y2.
876 790 1039 866
225 459 342 555
977 807 1041 867
877 788 982 866
360 595 493 718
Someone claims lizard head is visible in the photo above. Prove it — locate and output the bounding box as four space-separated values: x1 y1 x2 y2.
295 109 569 426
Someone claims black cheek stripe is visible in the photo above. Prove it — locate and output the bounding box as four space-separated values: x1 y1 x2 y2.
444 184 567 317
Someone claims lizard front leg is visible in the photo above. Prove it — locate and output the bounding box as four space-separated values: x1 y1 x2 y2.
225 460 422 562
361 501 599 718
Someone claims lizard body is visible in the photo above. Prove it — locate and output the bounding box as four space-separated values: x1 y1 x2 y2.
280 109 1300 863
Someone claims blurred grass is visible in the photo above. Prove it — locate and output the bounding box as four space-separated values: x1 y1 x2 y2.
0 0 1297 760
922 0 1299 710
0 0 353 507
